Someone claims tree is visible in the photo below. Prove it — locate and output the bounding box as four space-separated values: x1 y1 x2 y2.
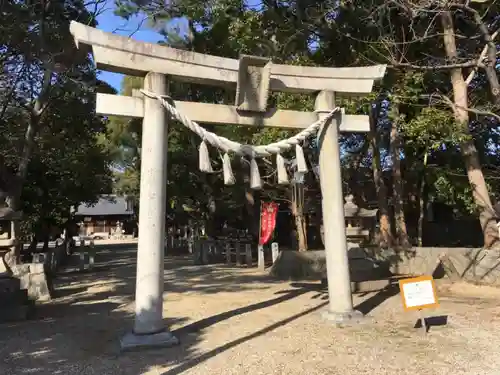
100 76 144 212
111 0 500 249
1 1 113 264
351 0 500 246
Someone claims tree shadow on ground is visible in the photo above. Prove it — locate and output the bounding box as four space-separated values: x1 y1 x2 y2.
287 280 401 316
163 299 330 375
354 283 401 315
158 281 399 375
0 245 396 375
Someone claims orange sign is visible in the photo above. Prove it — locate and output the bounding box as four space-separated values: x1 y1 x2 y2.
398 275 439 311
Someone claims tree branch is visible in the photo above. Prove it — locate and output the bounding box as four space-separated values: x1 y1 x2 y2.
389 60 483 70
438 94 500 122
466 28 500 84
450 4 500 104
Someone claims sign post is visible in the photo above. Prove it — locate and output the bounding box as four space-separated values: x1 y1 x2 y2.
398 275 439 334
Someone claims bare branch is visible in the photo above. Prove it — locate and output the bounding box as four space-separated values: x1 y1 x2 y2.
389 60 483 70
450 3 500 103
466 28 500 84
438 94 500 122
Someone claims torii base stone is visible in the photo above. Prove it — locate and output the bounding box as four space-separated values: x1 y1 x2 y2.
120 330 179 351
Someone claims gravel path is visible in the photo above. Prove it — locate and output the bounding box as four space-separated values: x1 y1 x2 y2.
1 246 500 375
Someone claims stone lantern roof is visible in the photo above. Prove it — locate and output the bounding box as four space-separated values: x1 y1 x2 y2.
343 195 378 218
0 207 22 221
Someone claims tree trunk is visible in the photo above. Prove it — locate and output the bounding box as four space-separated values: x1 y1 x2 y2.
241 158 261 241
4 67 53 266
244 187 261 241
291 184 308 251
205 194 217 238
389 104 410 247
441 12 498 248
4 118 39 266
417 152 429 247
369 100 392 247
294 213 308 251
348 137 370 205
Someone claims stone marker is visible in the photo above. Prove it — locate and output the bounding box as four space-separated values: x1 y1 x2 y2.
271 242 279 264
258 245 265 271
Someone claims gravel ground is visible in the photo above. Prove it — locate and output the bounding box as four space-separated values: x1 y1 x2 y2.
1 246 500 375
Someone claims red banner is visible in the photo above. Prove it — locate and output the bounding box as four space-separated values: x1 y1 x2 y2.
259 202 278 245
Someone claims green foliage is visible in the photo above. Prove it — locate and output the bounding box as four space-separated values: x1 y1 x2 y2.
403 107 468 150
108 0 500 236
1 1 114 238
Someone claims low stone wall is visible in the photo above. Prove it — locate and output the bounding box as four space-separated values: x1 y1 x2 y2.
270 246 500 287
269 249 392 293
269 249 390 281
379 247 500 286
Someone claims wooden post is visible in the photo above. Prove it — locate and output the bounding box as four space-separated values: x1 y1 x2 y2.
79 252 85 272
88 242 95 270
201 241 209 264
418 309 427 335
226 242 232 265
316 91 359 323
193 240 202 265
121 72 178 350
236 242 241 266
245 243 252 267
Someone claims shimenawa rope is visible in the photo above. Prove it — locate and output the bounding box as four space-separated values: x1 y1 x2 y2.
140 89 339 189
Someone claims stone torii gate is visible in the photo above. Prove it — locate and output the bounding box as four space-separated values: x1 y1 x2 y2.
70 21 386 350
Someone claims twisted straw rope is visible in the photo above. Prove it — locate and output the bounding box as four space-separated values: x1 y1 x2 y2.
140 90 340 157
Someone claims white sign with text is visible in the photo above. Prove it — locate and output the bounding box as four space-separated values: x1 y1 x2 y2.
402 280 436 308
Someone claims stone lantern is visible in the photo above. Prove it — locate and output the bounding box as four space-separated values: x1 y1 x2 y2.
319 195 378 247
0 207 34 322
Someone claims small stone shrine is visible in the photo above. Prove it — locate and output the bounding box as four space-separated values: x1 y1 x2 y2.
320 195 378 247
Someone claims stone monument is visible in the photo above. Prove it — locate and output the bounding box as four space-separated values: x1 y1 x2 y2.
69 21 386 349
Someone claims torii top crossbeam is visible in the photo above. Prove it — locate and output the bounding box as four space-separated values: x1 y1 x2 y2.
69 21 386 131
70 21 385 95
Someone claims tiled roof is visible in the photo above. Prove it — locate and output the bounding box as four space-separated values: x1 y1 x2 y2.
74 195 133 216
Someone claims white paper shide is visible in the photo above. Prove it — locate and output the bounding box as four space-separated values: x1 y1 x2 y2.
402 280 436 308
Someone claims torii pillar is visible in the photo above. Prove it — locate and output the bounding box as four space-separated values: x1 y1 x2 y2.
316 91 362 322
120 73 179 350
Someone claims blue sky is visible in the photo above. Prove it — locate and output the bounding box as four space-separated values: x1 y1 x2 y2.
94 1 163 91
